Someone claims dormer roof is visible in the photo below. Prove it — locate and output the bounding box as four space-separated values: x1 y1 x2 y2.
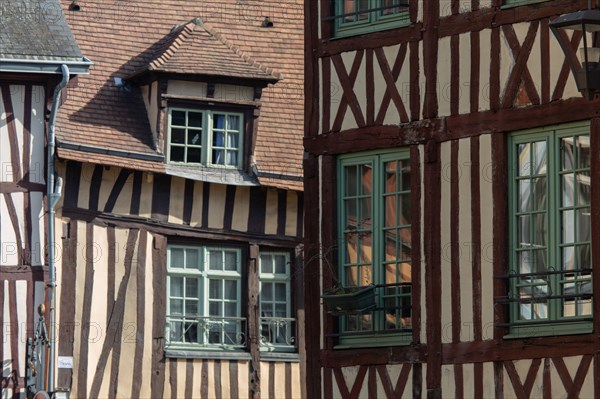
0 0 91 74
131 18 279 83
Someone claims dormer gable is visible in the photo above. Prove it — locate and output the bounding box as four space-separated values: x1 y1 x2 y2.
126 18 281 184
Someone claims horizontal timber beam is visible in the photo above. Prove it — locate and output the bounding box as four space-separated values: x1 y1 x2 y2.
442 334 599 364
62 207 301 247
318 334 600 367
320 344 427 368
304 97 600 155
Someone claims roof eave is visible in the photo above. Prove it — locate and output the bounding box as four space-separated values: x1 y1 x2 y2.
0 57 94 75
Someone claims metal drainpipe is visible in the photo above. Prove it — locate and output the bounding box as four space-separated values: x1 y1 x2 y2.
47 64 69 394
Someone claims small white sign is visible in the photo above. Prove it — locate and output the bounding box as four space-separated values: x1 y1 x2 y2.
57 356 73 369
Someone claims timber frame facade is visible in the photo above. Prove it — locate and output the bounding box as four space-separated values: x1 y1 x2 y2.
2 1 305 398
304 0 600 397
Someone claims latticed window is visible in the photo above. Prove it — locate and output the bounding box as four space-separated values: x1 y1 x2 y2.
506 122 592 337
330 0 410 38
166 245 246 350
259 252 296 352
168 108 243 168
336 150 412 347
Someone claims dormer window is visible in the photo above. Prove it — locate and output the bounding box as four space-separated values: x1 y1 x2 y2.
168 108 244 168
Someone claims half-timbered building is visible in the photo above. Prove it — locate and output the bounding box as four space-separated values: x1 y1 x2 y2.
4 0 304 398
1 1 91 397
304 0 600 397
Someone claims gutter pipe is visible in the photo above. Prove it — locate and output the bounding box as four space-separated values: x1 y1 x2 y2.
47 64 69 394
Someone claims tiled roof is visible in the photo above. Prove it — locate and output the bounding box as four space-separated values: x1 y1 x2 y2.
135 18 279 82
0 0 84 61
55 0 304 189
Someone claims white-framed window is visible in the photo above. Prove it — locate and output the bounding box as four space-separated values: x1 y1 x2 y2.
259 252 296 352
167 108 244 168
166 245 245 350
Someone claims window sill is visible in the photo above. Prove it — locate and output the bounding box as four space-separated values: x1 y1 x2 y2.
500 0 548 9
335 331 412 349
504 320 593 339
333 20 411 40
165 348 252 361
165 163 258 186
259 352 300 362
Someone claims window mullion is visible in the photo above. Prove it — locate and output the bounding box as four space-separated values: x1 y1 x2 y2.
204 111 210 165
549 133 559 322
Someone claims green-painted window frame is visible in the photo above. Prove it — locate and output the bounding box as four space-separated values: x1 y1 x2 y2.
258 252 296 352
507 121 593 338
336 149 413 348
167 108 244 169
502 0 548 8
332 0 410 38
166 245 245 351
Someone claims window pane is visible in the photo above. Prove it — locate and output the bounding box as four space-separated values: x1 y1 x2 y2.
227 115 240 131
577 244 592 269
275 304 287 317
577 172 591 206
209 251 222 270
261 255 273 274
188 111 203 128
224 251 237 271
562 210 575 244
517 215 530 249
225 302 237 317
345 165 358 196
185 249 199 270
226 151 238 167
382 0 403 15
170 277 183 297
170 146 185 162
532 141 547 174
227 133 240 149
262 283 273 301
274 255 287 274
562 174 574 207
209 279 222 299
275 283 286 301
187 147 202 164
577 135 591 169
186 278 198 298
213 114 225 129
224 280 237 300
170 248 184 268
187 131 202 146
170 321 183 341
171 110 186 126
212 149 224 165
209 302 221 317
360 164 372 195
562 137 575 171
185 300 198 316
171 299 183 315
171 128 185 144
518 143 531 176
562 246 575 271
517 180 531 212
577 209 591 242
213 131 224 147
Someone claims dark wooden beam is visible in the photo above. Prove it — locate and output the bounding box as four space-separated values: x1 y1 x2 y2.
304 97 600 156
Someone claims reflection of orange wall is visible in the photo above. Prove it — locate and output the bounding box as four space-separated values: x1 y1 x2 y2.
344 0 354 14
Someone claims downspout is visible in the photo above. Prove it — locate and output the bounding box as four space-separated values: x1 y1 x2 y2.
47 64 69 394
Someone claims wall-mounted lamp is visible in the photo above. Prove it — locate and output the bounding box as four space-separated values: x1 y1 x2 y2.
550 9 600 100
